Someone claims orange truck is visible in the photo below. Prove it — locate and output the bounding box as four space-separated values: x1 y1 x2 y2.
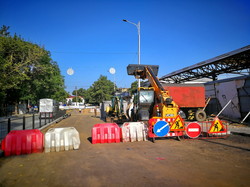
162 83 206 121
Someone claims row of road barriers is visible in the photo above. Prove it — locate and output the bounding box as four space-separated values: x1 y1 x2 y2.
91 117 230 144
0 127 80 157
0 116 230 156
92 122 148 144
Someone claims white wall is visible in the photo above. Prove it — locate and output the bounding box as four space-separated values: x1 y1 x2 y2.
205 77 246 120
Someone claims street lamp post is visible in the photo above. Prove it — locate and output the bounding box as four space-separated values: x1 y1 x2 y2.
123 19 141 88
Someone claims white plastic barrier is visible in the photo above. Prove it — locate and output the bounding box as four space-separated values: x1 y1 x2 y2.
121 122 148 142
44 127 80 153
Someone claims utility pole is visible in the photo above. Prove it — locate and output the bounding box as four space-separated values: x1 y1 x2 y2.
123 19 141 88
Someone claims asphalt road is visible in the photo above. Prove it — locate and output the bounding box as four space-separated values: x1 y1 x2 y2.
0 110 250 187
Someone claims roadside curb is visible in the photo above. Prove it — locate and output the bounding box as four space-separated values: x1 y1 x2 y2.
39 116 64 131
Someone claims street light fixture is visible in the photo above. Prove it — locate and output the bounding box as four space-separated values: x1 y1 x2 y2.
123 19 141 88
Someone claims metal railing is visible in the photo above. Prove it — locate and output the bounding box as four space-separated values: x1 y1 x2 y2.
0 110 67 141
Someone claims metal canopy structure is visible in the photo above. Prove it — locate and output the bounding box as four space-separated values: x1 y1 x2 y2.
160 45 250 83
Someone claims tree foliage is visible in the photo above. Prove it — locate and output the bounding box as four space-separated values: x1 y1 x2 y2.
73 75 114 104
0 25 68 108
0 25 10 37
72 96 83 103
129 81 138 94
72 88 87 97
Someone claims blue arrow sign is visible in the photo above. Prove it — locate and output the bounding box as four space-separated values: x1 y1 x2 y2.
153 120 170 137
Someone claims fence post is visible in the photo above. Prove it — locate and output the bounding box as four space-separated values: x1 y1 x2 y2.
45 113 47 125
8 118 11 133
39 113 41 128
23 116 26 130
32 114 35 129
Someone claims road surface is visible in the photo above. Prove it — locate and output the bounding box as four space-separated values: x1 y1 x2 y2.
0 110 250 187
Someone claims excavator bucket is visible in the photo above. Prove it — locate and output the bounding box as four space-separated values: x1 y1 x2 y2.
127 64 159 78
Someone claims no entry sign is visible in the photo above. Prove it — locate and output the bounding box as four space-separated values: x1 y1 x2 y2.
186 122 201 138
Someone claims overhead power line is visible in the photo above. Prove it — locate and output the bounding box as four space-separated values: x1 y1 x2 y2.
51 51 137 55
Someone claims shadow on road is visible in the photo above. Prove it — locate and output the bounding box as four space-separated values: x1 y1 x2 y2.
87 137 92 144
200 139 250 152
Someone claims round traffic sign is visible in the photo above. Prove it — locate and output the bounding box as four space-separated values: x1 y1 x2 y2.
153 120 170 137
186 122 201 138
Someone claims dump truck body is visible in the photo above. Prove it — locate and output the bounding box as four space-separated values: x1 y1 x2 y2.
163 84 205 108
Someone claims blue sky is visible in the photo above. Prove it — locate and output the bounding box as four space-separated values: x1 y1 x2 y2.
1 0 250 93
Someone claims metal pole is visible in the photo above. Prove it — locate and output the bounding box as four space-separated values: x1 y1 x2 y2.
23 116 25 130
123 19 141 88
7 118 11 133
32 114 35 129
241 110 250 124
114 73 116 91
216 100 232 118
39 113 41 128
138 21 140 65
138 21 141 88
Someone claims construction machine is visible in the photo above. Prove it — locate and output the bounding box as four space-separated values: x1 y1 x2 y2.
105 95 128 123
127 64 180 121
127 64 184 142
127 64 208 121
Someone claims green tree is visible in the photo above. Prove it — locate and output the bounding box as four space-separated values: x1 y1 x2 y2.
81 89 91 104
129 80 138 94
0 25 10 37
72 76 114 105
88 75 114 104
0 26 67 115
72 96 83 103
72 88 87 97
77 88 87 97
72 88 88 103
72 88 88 102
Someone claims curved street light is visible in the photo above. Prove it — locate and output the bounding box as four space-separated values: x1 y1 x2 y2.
123 19 141 87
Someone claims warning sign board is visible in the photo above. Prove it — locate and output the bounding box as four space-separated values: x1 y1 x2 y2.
171 115 185 131
208 117 226 133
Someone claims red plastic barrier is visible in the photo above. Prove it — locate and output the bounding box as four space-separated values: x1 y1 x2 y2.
1 129 44 156
92 123 121 144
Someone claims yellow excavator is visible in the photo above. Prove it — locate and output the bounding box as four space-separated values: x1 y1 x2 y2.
105 95 128 123
127 64 179 121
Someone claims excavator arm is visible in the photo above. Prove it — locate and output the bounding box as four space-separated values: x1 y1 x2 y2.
127 64 179 119
143 66 172 104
